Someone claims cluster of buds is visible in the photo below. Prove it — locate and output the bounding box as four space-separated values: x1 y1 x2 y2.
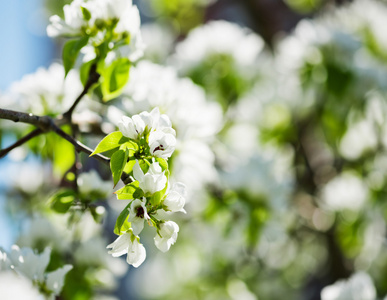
47 0 144 62
92 108 185 267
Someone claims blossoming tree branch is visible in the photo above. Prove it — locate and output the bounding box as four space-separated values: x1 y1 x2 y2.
0 1 186 296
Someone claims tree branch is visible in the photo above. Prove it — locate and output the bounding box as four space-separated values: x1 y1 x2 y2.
52 125 110 165
62 64 100 121
0 108 52 130
0 108 109 165
0 128 43 158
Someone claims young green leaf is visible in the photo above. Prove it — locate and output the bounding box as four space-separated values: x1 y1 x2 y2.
80 59 95 86
90 131 128 156
63 36 89 76
123 158 136 174
139 159 150 174
115 181 144 200
156 157 168 171
101 58 131 101
114 203 131 235
50 189 76 214
81 6 91 20
110 148 130 187
150 181 168 206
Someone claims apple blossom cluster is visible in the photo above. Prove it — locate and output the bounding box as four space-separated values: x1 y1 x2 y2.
109 61 223 205
0 246 72 300
47 0 144 62
91 107 185 267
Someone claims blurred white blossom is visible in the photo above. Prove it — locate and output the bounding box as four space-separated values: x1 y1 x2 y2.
0 271 43 300
173 20 264 72
321 172 368 211
78 169 111 196
321 272 376 300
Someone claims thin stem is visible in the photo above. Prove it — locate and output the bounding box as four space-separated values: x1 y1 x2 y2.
0 108 110 165
62 64 100 121
0 108 51 130
52 125 110 165
0 128 43 158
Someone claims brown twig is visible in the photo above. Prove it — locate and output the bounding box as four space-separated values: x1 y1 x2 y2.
0 128 43 158
0 108 109 165
62 64 100 122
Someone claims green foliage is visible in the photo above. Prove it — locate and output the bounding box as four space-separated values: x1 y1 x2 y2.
100 58 131 101
148 0 204 34
110 148 129 187
150 180 168 206
62 37 89 76
188 53 254 110
50 189 76 213
284 0 322 14
156 157 168 171
53 134 76 177
80 59 95 86
114 203 131 235
115 181 143 200
90 131 128 156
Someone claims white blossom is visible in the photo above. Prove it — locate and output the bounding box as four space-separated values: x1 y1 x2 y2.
173 20 264 72
116 61 222 203
8 63 85 116
133 161 167 195
45 265 73 296
149 131 176 159
107 231 146 267
321 172 368 211
8 246 51 283
138 107 161 131
1 245 72 297
47 0 87 37
118 115 145 139
47 0 144 61
321 272 376 300
154 221 179 252
339 119 378 161
128 198 150 235
77 170 111 196
163 182 186 213
0 271 43 300
0 249 11 271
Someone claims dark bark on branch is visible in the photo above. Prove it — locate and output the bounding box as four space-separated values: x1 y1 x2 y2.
0 65 100 160
62 64 100 121
0 128 43 158
0 108 52 130
0 108 109 165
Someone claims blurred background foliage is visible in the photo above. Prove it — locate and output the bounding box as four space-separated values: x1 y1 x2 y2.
2 0 387 299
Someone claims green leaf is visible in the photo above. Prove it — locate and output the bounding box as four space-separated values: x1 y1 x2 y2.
114 203 131 235
90 131 128 156
63 36 89 76
156 157 168 171
50 189 76 214
115 181 144 200
150 181 168 206
53 126 75 177
110 148 129 187
139 159 150 174
81 6 91 20
89 206 105 223
101 58 131 102
123 158 136 174
80 59 95 86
